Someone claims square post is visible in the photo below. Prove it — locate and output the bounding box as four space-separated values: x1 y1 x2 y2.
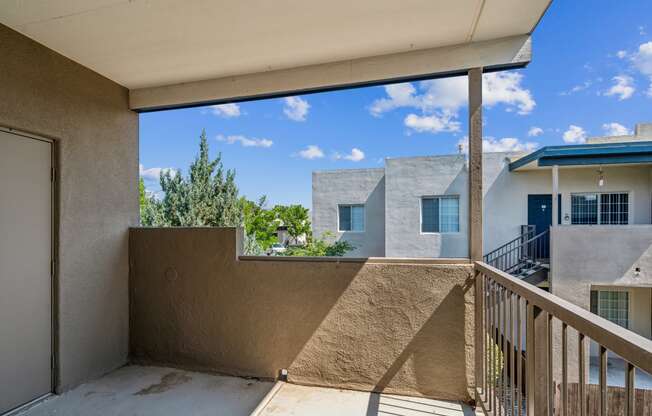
468 67 483 261
552 165 559 228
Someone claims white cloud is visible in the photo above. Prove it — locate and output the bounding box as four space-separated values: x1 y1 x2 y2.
333 148 365 162
369 83 420 116
616 50 628 59
528 127 544 137
216 134 273 148
562 125 587 144
602 122 631 136
209 103 241 118
404 113 461 134
631 41 652 97
640 26 647 36
458 137 539 153
483 72 535 114
369 72 535 134
139 164 176 181
559 80 592 96
283 96 310 121
297 145 324 160
604 75 635 100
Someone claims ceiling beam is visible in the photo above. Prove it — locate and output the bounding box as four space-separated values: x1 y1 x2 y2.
129 35 531 112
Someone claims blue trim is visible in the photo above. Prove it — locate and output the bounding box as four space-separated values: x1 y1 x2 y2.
509 141 652 171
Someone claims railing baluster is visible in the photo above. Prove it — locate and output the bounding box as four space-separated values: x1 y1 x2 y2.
491 280 496 413
625 362 635 416
561 323 567 416
578 333 586 416
510 291 515 416
599 345 607 416
517 296 523 416
498 286 507 416
526 302 535 416
503 287 509 416
548 314 553 416
483 275 491 402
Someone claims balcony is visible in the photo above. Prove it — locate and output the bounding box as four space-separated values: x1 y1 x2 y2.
12 227 649 416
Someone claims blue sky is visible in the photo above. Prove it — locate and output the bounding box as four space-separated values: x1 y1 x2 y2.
140 0 652 209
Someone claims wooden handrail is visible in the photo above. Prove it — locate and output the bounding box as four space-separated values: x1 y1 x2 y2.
475 261 652 374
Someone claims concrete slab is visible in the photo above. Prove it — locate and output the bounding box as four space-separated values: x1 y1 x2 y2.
256 383 475 416
18 365 274 416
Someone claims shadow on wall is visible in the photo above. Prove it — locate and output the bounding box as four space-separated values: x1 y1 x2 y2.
129 227 474 401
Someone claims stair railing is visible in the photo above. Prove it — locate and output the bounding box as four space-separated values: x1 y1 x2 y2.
483 227 548 273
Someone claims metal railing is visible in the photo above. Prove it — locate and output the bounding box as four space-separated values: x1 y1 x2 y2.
474 261 652 416
484 226 549 274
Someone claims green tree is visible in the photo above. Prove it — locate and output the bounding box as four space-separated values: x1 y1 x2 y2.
142 129 242 227
139 177 161 226
273 204 312 245
283 232 354 257
241 196 279 250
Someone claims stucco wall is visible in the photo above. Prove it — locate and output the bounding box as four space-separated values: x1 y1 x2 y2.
0 24 138 391
312 168 385 257
484 161 652 254
551 226 652 339
129 227 475 401
385 155 469 258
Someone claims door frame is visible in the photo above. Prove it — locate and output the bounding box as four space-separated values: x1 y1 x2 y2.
0 125 59 406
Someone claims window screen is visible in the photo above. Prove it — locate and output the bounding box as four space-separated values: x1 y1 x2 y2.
338 204 364 231
422 196 459 233
590 290 629 328
572 192 628 225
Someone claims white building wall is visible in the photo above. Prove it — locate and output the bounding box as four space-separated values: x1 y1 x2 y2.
312 168 385 257
384 155 469 258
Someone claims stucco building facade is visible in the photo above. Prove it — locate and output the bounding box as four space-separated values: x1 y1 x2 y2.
313 125 652 342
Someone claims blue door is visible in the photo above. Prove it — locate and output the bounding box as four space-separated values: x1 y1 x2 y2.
527 194 561 259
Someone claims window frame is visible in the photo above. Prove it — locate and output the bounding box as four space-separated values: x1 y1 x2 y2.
570 191 630 225
337 203 365 233
420 195 460 234
590 288 630 329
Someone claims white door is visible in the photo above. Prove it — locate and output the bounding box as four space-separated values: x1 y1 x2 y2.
0 129 53 413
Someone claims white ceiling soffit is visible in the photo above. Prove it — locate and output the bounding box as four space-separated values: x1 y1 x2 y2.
0 0 552 110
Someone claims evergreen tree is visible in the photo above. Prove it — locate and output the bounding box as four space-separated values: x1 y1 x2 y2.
143 129 242 227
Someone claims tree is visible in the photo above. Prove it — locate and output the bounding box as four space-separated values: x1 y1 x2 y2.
141 129 242 227
139 177 161 226
241 196 279 250
283 232 354 257
273 204 311 245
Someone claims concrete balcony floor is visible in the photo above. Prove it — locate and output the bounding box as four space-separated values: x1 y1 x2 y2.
16 365 474 416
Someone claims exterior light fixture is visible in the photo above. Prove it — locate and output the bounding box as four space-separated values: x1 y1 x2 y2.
597 167 604 187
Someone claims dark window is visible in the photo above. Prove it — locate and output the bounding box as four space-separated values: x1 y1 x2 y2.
338 204 364 231
421 196 459 233
571 193 628 225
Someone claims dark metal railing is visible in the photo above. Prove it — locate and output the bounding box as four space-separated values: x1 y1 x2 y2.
484 226 549 274
474 262 652 416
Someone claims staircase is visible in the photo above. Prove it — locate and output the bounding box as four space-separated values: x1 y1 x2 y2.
483 225 550 288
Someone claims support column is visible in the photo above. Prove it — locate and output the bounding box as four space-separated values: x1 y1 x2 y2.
552 165 559 228
468 67 483 261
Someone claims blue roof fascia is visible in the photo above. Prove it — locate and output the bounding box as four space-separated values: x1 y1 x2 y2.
509 141 652 171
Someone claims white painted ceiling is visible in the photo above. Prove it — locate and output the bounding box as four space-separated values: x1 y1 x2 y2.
0 0 551 89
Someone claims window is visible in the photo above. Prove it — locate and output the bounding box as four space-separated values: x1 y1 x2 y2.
571 192 628 225
421 196 459 233
590 290 629 328
338 204 364 232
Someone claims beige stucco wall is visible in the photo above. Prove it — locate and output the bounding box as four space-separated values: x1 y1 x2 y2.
0 24 138 391
129 227 476 401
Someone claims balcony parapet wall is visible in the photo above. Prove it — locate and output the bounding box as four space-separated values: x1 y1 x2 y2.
129 227 475 401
